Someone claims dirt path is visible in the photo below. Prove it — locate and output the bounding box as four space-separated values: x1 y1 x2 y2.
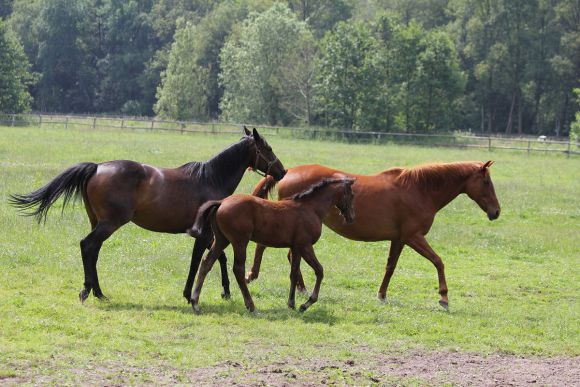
3 350 579 385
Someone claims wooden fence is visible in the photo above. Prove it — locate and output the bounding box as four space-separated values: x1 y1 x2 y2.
1 113 578 156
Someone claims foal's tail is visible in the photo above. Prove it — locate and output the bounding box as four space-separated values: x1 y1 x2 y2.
9 162 98 223
251 175 276 199
188 200 222 238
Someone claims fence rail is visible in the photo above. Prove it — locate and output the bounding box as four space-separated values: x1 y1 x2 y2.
1 113 578 156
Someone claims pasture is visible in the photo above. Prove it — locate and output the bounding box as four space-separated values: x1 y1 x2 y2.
0 125 578 384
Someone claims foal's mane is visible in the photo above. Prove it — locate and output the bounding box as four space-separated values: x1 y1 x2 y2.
291 178 346 201
395 162 481 189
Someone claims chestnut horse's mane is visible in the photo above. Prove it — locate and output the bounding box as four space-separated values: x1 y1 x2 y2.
291 178 347 201
395 161 481 190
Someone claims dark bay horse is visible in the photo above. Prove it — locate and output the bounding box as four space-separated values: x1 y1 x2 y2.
248 161 500 309
187 178 355 313
10 127 285 303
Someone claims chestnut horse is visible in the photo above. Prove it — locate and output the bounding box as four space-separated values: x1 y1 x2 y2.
248 161 500 309
10 127 285 303
187 178 355 313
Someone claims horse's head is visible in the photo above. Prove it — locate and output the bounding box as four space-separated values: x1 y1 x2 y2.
336 178 356 224
245 126 286 181
465 161 500 220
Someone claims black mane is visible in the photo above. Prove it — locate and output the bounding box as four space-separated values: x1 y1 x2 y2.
181 136 253 188
291 178 346 201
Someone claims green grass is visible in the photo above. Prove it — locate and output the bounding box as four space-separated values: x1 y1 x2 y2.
0 125 578 383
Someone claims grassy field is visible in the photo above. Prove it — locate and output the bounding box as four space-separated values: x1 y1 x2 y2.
0 125 578 384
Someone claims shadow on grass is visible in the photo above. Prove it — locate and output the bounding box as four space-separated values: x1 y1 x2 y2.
99 299 339 324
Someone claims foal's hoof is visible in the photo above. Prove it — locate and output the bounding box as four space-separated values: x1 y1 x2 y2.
439 300 449 310
298 304 308 312
245 272 255 283
192 303 201 315
221 291 231 300
94 292 109 301
79 289 90 303
377 293 387 303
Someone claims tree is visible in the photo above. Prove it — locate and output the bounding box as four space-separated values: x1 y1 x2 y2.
315 21 380 130
35 0 95 112
0 19 33 113
220 3 312 125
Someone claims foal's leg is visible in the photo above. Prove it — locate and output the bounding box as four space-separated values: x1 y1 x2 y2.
297 245 324 312
287 249 302 309
405 234 449 310
246 243 265 283
79 220 124 302
232 241 256 312
377 240 405 301
288 249 308 294
190 237 229 313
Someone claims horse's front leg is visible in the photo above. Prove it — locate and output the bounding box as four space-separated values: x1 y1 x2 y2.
378 240 405 301
183 236 211 303
405 234 449 310
246 243 266 283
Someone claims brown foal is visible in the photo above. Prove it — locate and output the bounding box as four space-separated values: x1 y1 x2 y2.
187 178 355 313
248 161 501 309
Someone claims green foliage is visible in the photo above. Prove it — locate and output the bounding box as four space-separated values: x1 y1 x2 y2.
220 3 312 125
0 19 33 113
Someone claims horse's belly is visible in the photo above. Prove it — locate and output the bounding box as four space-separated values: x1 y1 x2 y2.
324 210 399 241
132 206 195 234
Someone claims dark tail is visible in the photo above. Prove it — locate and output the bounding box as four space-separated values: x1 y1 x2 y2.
9 162 98 223
188 200 222 238
251 175 276 199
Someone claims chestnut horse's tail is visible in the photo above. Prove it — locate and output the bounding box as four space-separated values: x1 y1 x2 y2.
188 200 222 238
251 175 277 199
9 162 98 223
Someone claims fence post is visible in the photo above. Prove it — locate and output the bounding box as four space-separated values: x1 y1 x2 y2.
121 119 125 130
527 140 531 155
151 119 155 131
38 114 42 128
11 114 15 127
567 139 571 158
65 116 68 130
488 137 491 151
180 122 185 134
93 117 96 129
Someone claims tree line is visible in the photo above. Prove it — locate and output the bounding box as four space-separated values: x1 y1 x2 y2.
1 0 579 136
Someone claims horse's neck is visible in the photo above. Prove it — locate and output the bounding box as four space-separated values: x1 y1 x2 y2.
203 140 251 195
424 168 472 211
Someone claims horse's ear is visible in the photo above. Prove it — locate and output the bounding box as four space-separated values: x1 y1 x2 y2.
243 126 251 136
482 160 494 169
252 128 263 143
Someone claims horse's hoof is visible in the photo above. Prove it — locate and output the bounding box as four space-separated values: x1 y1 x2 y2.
221 292 231 300
192 304 201 314
245 272 255 283
288 302 295 310
79 289 90 303
439 300 449 310
247 304 256 313
377 293 387 303
298 304 308 312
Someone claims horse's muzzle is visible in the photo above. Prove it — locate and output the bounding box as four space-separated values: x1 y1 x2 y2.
487 208 500 221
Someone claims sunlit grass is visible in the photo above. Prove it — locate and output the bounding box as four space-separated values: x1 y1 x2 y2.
0 126 578 382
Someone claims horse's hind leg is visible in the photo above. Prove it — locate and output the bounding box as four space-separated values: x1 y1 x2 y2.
79 221 123 302
297 245 324 312
405 234 449 310
378 240 404 301
190 237 228 313
183 235 212 302
218 251 231 299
